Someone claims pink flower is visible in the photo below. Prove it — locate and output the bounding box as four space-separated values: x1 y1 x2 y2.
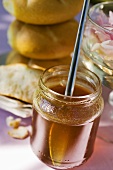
85 11 113 42
94 10 108 26
109 11 113 25
83 11 113 61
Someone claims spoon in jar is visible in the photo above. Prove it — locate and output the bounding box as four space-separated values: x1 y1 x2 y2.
65 0 90 96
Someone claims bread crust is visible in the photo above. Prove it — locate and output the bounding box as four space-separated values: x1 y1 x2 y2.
6 50 71 70
8 19 78 60
3 0 83 25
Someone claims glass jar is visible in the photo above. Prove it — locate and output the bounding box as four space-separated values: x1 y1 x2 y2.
81 1 113 89
90 0 113 4
30 65 104 170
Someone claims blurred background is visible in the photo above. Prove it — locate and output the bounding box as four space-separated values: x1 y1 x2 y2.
0 1 13 54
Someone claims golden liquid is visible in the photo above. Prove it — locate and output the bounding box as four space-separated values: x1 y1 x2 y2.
30 84 101 169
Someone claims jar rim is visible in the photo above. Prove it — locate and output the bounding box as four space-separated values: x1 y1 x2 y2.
39 65 101 103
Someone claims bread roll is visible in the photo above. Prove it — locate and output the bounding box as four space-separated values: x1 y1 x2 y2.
6 50 72 70
3 0 83 25
6 51 29 65
8 19 78 60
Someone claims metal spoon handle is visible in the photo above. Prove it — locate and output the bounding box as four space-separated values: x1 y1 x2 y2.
65 0 90 96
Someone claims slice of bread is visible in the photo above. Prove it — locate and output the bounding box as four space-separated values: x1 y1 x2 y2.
0 64 42 103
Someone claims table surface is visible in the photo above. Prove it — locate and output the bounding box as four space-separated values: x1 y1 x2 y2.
0 2 113 170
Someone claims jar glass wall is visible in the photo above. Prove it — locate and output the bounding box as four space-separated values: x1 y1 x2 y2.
30 65 104 170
